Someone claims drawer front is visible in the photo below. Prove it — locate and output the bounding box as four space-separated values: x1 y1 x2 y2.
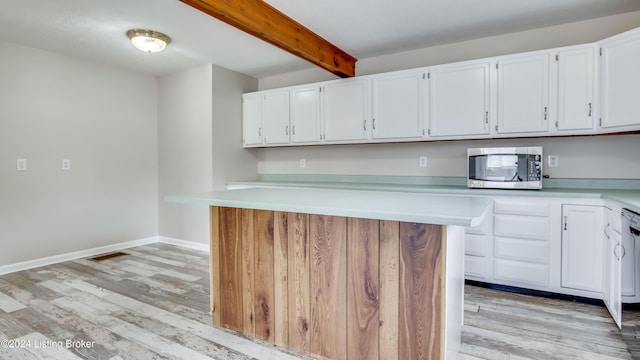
465 234 489 257
494 215 550 240
494 259 549 286
494 199 551 217
465 255 489 280
494 237 549 263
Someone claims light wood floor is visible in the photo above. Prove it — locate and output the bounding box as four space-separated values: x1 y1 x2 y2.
462 285 633 359
0 243 634 359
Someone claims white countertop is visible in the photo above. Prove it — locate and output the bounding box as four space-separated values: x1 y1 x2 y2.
226 180 640 214
165 187 491 227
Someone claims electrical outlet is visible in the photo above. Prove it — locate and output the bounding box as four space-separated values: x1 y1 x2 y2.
16 159 27 171
62 159 71 171
419 156 428 168
548 155 559 168
299 159 306 168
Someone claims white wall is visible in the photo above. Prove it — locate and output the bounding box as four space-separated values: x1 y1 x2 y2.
258 134 640 179
158 65 213 245
256 11 640 179
0 40 158 266
158 64 258 245
260 11 640 89
211 65 259 189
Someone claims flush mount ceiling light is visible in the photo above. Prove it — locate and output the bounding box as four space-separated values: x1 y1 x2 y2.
126 29 171 53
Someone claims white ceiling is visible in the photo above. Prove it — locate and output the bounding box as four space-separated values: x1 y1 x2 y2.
1 0 639 79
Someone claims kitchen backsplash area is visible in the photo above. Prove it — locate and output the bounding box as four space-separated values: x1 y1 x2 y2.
257 133 640 180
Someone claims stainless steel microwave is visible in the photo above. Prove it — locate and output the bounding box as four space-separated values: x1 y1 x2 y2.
467 146 543 189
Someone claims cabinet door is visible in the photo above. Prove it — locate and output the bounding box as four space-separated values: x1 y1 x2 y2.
603 223 622 328
429 62 490 138
371 71 425 140
496 53 550 134
600 27 640 131
561 205 604 293
291 86 322 144
263 90 290 145
556 46 595 132
322 79 369 142
622 227 636 297
243 92 263 147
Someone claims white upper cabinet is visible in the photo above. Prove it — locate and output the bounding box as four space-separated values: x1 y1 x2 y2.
556 45 596 133
262 90 291 145
322 78 370 142
290 85 322 144
428 61 491 138
496 52 550 135
599 27 640 131
242 26 640 147
371 70 426 141
242 92 263 147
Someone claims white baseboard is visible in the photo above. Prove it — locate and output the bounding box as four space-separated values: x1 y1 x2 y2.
0 237 158 276
158 236 210 253
0 236 211 276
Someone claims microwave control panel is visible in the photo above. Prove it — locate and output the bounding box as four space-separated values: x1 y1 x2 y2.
527 155 542 181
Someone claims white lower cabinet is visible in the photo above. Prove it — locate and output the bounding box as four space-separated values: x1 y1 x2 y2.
493 259 550 287
603 205 623 328
560 204 604 293
463 196 623 301
465 205 493 281
491 198 552 289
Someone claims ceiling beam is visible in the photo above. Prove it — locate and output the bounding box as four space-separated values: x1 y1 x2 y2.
180 0 357 78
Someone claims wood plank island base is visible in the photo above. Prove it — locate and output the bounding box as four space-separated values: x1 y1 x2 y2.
166 188 490 359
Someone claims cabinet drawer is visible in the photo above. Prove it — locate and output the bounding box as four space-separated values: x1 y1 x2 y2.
465 255 489 280
494 215 550 240
494 237 549 263
465 234 489 257
494 199 551 217
494 259 549 286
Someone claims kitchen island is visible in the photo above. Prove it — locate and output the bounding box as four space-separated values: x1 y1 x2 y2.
166 187 490 360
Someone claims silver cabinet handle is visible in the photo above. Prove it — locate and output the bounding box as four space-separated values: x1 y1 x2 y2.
614 242 626 261
363 119 367 131
588 103 592 117
286 125 289 135
259 127 262 137
544 107 548 120
485 111 489 124
292 125 296 135
373 118 376 130
563 216 567 231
